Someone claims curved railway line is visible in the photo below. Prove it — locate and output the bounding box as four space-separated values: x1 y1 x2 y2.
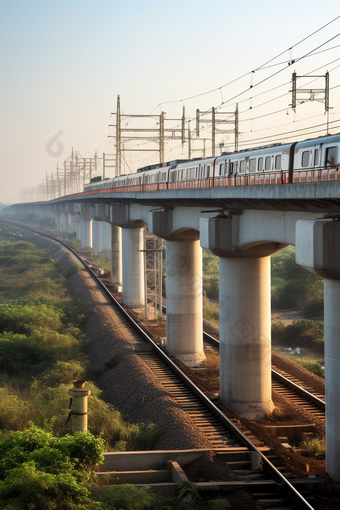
0 220 322 509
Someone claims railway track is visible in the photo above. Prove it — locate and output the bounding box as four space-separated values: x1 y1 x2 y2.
1 221 318 509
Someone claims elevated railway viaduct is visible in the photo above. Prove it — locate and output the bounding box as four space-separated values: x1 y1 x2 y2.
8 180 340 481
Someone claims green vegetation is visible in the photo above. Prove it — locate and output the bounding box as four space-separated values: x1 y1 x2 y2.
90 252 111 274
301 437 325 459
65 264 82 280
0 235 161 452
272 320 324 355
296 361 324 378
0 425 104 510
304 298 324 318
203 251 219 301
271 247 323 310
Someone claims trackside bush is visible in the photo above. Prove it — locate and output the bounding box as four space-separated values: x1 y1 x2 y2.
272 320 324 354
0 425 104 509
271 248 323 310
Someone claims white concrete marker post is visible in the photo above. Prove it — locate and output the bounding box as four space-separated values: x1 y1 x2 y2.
68 380 91 433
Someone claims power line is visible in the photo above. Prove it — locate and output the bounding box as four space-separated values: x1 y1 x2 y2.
237 117 340 147
153 16 340 108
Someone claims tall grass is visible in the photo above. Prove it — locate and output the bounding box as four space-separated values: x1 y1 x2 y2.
0 236 161 451
203 295 219 325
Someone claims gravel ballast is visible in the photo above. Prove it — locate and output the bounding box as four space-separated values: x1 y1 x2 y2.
52 242 212 450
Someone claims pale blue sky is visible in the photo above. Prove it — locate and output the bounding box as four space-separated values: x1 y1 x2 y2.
0 1 339 202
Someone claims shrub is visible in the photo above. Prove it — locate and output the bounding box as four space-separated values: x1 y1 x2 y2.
304 298 324 318
0 426 104 509
203 295 219 325
271 248 323 310
205 275 219 300
0 425 104 477
272 320 324 354
65 265 82 280
301 437 325 459
97 484 163 509
296 361 324 379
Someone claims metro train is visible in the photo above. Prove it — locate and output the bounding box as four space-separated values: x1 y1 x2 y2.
83 133 340 194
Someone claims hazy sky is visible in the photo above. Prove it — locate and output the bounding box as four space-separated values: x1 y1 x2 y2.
1 1 339 203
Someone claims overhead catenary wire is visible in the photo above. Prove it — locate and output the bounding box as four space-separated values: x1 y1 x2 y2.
152 16 340 109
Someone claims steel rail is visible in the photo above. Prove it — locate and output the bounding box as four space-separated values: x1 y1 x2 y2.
272 369 325 408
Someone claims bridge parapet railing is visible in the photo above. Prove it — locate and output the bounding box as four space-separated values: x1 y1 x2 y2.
292 166 339 183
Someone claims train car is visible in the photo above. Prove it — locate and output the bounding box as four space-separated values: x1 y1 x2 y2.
214 143 292 187
84 177 114 192
292 133 340 183
168 157 216 190
143 165 172 191
83 133 340 195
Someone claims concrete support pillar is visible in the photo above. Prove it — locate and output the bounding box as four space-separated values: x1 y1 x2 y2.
80 205 93 248
101 222 111 251
121 227 144 307
324 278 340 480
55 210 61 231
199 216 284 419
111 224 122 290
219 256 274 419
165 239 205 367
296 219 340 481
73 214 81 241
92 221 102 253
61 212 71 232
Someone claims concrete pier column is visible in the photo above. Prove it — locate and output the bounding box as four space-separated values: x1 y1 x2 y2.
55 209 62 231
92 221 102 253
165 239 205 367
101 222 111 251
74 214 81 241
324 279 340 480
111 224 122 290
121 227 144 307
80 205 93 248
199 216 284 419
219 256 274 419
296 219 340 481
62 212 71 233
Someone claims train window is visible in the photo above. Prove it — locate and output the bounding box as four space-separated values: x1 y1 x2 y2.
258 158 263 172
240 160 245 173
219 163 223 175
302 151 310 167
207 165 210 176
325 146 337 166
275 155 281 170
314 149 319 166
249 159 256 172
265 157 271 171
